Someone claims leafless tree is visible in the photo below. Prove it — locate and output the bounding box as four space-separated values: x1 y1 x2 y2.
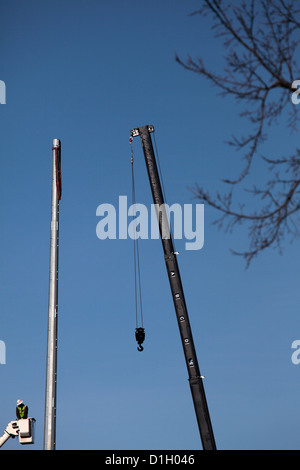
176 0 300 267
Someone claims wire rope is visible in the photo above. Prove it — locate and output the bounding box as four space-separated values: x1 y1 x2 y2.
130 140 144 330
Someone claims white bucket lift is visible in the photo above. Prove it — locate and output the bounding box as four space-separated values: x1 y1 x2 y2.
0 418 36 448
18 418 35 445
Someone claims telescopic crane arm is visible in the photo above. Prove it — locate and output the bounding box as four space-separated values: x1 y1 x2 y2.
0 421 18 448
130 125 216 451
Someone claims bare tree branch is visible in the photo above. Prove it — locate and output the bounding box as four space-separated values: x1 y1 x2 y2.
176 0 300 266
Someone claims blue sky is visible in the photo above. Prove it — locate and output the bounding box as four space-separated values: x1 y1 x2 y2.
1 0 300 450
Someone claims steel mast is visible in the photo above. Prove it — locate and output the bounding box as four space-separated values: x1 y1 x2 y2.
130 125 216 450
44 139 62 450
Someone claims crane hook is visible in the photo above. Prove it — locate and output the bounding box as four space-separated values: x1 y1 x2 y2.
135 327 145 352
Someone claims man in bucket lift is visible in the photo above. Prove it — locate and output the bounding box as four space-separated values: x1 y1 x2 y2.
16 400 28 420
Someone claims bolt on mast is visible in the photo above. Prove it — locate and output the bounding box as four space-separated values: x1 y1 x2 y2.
130 125 216 450
44 139 62 450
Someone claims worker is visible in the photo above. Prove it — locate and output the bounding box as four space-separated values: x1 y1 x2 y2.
16 400 28 420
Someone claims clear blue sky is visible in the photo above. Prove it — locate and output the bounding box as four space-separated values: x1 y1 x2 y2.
1 0 299 450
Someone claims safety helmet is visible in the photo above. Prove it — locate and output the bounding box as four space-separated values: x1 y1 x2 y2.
17 399 23 406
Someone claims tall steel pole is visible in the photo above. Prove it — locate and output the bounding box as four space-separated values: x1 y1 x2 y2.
44 139 62 450
131 125 216 450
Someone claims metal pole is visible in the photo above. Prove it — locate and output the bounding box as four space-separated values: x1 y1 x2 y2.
131 125 216 450
44 139 61 450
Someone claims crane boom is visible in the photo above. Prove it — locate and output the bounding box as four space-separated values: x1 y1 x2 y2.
130 125 216 451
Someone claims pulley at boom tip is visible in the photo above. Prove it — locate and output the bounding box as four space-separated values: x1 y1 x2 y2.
130 125 155 139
